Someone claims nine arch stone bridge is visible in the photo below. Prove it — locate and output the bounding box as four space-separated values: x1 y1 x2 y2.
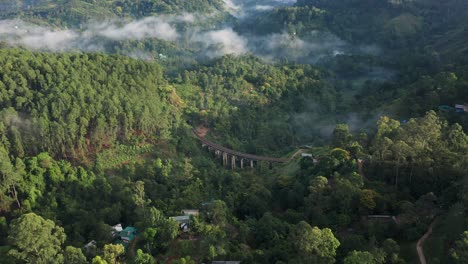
192 129 290 169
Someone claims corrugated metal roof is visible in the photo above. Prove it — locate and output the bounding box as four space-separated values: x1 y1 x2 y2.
171 215 191 222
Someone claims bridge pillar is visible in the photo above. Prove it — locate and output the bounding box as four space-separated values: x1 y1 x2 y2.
250 160 254 168
240 159 244 169
231 155 236 170
222 152 228 167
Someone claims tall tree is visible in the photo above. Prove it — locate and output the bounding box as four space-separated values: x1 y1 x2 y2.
134 249 156 264
64 246 87 264
8 213 66 264
344 250 379 264
103 244 125 264
0 145 21 209
332 124 352 148
290 221 340 263
450 231 468 263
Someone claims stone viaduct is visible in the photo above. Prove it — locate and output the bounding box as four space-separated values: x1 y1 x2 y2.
192 129 289 169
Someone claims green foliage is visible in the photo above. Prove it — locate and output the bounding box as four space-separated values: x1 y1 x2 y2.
177 55 332 153
0 2 467 263
8 213 66 264
0 144 22 210
116 0 225 17
450 231 468 263
205 200 229 227
64 246 87 264
344 250 378 264
0 0 226 27
239 5 327 36
142 207 179 251
0 49 182 160
254 212 290 248
103 244 125 264
290 221 340 263
382 239 402 264
369 112 467 195
134 249 156 264
96 144 155 170
297 0 468 52
92 256 108 264
360 189 379 211
192 217 228 261
332 124 352 148
172 256 196 264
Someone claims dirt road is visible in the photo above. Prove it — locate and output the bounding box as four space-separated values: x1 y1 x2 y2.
416 218 438 264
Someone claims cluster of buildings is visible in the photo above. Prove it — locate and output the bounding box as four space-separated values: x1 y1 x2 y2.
438 103 468 113
83 224 138 254
82 208 241 263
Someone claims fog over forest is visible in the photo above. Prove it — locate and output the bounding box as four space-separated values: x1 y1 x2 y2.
0 0 365 63
0 1 467 264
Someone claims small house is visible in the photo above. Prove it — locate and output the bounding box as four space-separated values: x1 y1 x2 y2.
112 224 123 232
84 240 97 250
171 215 191 232
301 153 313 158
438 105 455 112
158 53 168 60
455 103 468 112
111 224 123 237
181 209 199 216
83 240 97 255
119 226 137 243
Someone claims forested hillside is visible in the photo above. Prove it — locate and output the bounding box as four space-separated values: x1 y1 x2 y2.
0 49 182 161
0 0 226 26
0 0 467 263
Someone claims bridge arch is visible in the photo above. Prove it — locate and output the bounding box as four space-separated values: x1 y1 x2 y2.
193 129 289 169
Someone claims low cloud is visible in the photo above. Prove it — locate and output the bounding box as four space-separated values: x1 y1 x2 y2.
0 20 79 51
223 0 242 16
249 31 347 63
291 104 383 144
273 0 297 4
254 5 275 11
0 14 193 51
92 17 179 41
0 1 384 66
228 0 297 17
0 17 351 63
193 28 249 58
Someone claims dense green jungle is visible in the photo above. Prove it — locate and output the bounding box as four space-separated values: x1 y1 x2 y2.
0 0 467 263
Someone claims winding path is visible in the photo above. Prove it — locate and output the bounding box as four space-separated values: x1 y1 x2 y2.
416 218 438 264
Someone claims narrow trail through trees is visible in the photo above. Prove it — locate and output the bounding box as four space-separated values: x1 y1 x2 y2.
416 217 438 264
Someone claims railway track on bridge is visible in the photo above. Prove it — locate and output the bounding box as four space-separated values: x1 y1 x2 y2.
192 129 290 168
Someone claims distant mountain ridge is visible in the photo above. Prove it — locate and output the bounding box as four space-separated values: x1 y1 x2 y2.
0 0 227 27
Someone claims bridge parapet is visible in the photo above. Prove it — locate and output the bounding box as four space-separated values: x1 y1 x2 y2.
192 129 289 169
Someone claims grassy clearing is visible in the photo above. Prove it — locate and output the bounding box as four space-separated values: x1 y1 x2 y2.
96 144 155 170
276 158 301 177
